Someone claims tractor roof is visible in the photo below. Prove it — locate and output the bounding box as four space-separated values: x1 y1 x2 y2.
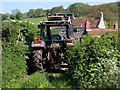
54 13 73 16
47 16 64 21
41 20 70 26
48 16 64 17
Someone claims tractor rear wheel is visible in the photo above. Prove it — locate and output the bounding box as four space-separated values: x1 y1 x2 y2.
32 49 45 71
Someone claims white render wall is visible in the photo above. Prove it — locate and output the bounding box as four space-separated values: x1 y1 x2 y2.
98 12 106 29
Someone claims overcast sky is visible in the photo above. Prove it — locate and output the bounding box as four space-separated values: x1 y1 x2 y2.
1 0 118 14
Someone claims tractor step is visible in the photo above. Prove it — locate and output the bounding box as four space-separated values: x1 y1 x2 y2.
60 62 68 66
60 68 68 71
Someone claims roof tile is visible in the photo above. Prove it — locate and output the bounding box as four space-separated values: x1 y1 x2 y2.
71 18 100 28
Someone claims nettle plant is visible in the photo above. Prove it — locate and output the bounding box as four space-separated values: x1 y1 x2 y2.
67 32 119 88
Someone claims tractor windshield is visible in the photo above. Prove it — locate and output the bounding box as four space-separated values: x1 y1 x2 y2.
40 25 69 41
50 27 67 40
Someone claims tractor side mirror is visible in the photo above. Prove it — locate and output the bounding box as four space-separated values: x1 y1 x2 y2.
38 25 41 28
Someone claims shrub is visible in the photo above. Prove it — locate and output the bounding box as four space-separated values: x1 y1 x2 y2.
67 33 119 88
2 21 36 88
2 41 27 88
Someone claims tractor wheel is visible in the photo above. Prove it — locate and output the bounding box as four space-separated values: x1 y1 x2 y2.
32 49 45 71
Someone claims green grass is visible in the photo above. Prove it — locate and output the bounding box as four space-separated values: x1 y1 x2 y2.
21 72 50 88
21 72 71 88
48 73 71 88
23 17 47 27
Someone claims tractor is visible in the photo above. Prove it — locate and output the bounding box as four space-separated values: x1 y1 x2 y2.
31 13 76 72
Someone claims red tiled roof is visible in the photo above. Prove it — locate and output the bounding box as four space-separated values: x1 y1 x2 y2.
71 18 100 28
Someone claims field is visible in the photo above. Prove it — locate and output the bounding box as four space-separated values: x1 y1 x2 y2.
23 17 47 27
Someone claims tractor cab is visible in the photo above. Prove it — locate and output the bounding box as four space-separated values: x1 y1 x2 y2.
38 15 74 42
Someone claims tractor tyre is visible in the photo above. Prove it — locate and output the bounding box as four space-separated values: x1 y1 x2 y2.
32 49 45 71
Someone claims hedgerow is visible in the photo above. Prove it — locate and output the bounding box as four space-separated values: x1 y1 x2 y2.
67 32 119 88
2 21 37 88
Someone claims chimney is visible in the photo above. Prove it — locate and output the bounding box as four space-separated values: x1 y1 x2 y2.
85 19 91 31
114 22 118 30
85 19 90 29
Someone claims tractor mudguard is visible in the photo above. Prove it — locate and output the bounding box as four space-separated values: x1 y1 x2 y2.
31 40 45 48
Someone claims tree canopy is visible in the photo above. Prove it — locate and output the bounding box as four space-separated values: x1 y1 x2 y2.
68 3 90 17
27 8 46 18
15 11 23 20
50 6 64 15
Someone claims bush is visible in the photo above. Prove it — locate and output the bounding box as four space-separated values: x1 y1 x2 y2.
2 21 36 88
2 41 27 88
67 33 119 88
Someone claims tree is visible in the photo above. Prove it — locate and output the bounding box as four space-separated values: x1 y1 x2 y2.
15 12 23 20
45 9 51 16
2 13 10 21
27 9 35 18
2 14 9 20
51 6 64 15
62 9 71 13
10 15 16 20
34 8 46 17
68 3 89 17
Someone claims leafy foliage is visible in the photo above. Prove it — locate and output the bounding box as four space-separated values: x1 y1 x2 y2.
48 73 71 88
2 14 9 20
27 9 35 18
67 33 119 88
34 8 46 17
15 11 23 20
21 72 50 88
27 8 46 18
2 43 27 88
21 72 70 88
10 15 16 20
50 6 64 15
2 21 36 88
68 3 90 17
